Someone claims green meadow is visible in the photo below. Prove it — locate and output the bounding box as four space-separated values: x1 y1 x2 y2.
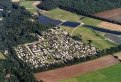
59 63 121 82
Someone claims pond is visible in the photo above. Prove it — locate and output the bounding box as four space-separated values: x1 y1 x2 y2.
61 21 80 27
39 15 62 25
105 34 121 44
83 25 121 35
39 15 80 27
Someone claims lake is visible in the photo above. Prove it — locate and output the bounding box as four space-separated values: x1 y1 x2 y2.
83 25 121 35
105 34 121 44
61 21 80 27
39 15 62 25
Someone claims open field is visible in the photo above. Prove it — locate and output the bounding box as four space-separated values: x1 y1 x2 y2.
94 8 121 18
41 8 83 22
41 8 102 26
0 52 6 59
97 22 121 31
32 1 41 7
94 8 121 23
19 0 38 12
35 55 119 82
113 52 121 59
72 26 117 50
109 15 121 22
59 63 121 82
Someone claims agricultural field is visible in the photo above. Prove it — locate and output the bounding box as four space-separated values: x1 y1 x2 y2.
19 0 38 12
35 55 119 82
109 15 121 23
97 22 121 31
94 8 121 23
59 63 121 82
0 52 6 59
113 52 121 59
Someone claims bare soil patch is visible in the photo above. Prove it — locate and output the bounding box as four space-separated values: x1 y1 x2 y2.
94 8 121 18
97 22 121 31
114 52 121 59
12 0 20 2
32 1 41 7
35 55 119 82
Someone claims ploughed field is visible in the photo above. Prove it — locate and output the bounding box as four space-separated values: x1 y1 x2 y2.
35 55 119 82
94 8 121 23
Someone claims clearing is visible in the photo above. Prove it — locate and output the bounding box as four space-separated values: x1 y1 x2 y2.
97 22 121 31
32 1 41 7
0 52 6 59
19 0 38 12
35 55 119 82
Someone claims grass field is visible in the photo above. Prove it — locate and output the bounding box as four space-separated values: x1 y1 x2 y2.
65 26 117 50
19 0 38 12
59 63 121 82
0 52 6 59
114 52 121 59
41 8 102 25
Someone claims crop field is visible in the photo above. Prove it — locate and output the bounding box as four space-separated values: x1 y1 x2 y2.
97 22 121 31
94 8 121 23
19 0 38 12
0 52 6 59
59 63 121 82
109 15 121 22
35 55 119 82
113 52 121 59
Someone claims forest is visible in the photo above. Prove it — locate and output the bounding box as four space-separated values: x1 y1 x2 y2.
38 0 121 14
0 0 54 50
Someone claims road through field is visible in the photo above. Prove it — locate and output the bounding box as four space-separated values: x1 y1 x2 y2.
35 55 119 82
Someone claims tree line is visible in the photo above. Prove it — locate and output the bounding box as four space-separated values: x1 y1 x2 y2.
37 0 121 14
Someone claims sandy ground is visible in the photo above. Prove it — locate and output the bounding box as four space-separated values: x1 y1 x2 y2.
32 1 41 7
94 8 121 18
35 55 119 82
114 52 121 59
12 0 20 2
97 22 121 31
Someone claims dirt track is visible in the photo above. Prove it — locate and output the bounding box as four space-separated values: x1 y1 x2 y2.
94 8 121 18
35 55 119 82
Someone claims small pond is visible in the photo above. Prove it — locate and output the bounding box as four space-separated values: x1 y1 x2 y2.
39 15 62 25
61 21 80 27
